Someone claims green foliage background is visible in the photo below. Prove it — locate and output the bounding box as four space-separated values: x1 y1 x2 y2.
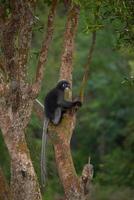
0 0 134 199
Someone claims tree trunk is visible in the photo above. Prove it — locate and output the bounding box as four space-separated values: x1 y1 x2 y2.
1 118 42 200
53 136 84 200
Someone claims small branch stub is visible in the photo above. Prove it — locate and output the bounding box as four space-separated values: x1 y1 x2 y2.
81 157 94 195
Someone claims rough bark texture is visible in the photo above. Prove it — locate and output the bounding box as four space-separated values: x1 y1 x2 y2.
60 5 80 84
0 0 57 199
0 1 42 199
51 116 83 200
0 107 41 200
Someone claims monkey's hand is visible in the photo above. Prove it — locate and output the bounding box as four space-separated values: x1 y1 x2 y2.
74 100 82 107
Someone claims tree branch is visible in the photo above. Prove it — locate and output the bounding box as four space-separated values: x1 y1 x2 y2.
2 1 36 81
81 157 94 195
60 4 80 84
2 2 20 79
32 0 58 97
33 99 44 122
17 1 34 81
16 0 36 82
79 31 96 102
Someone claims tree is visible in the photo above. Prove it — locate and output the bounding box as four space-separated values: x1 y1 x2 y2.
0 1 94 200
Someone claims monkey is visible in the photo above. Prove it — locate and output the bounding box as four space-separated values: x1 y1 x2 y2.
41 80 82 188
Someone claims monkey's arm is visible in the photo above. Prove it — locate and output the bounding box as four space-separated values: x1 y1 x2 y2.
58 100 81 109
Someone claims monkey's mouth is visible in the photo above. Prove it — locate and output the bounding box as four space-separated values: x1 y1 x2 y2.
66 87 71 90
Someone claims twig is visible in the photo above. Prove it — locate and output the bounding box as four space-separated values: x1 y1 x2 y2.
33 99 44 122
81 157 94 195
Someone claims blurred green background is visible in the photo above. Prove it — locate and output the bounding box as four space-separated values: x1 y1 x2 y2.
0 0 134 199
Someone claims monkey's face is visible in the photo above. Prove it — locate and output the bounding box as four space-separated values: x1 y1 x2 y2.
57 80 71 91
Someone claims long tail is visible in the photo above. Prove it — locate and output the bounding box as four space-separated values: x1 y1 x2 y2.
41 118 49 188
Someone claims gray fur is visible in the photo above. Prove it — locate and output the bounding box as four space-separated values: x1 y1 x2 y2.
41 118 49 188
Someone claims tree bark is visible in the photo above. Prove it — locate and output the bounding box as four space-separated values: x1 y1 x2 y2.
50 115 84 200
60 5 80 84
0 1 43 199
0 104 42 200
9 131 41 200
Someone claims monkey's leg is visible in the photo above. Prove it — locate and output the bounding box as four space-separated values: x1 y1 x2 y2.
52 107 62 125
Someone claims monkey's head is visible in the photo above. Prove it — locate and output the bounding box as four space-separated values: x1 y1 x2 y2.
56 80 71 91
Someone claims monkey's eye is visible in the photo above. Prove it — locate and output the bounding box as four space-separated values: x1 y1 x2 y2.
62 83 66 88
